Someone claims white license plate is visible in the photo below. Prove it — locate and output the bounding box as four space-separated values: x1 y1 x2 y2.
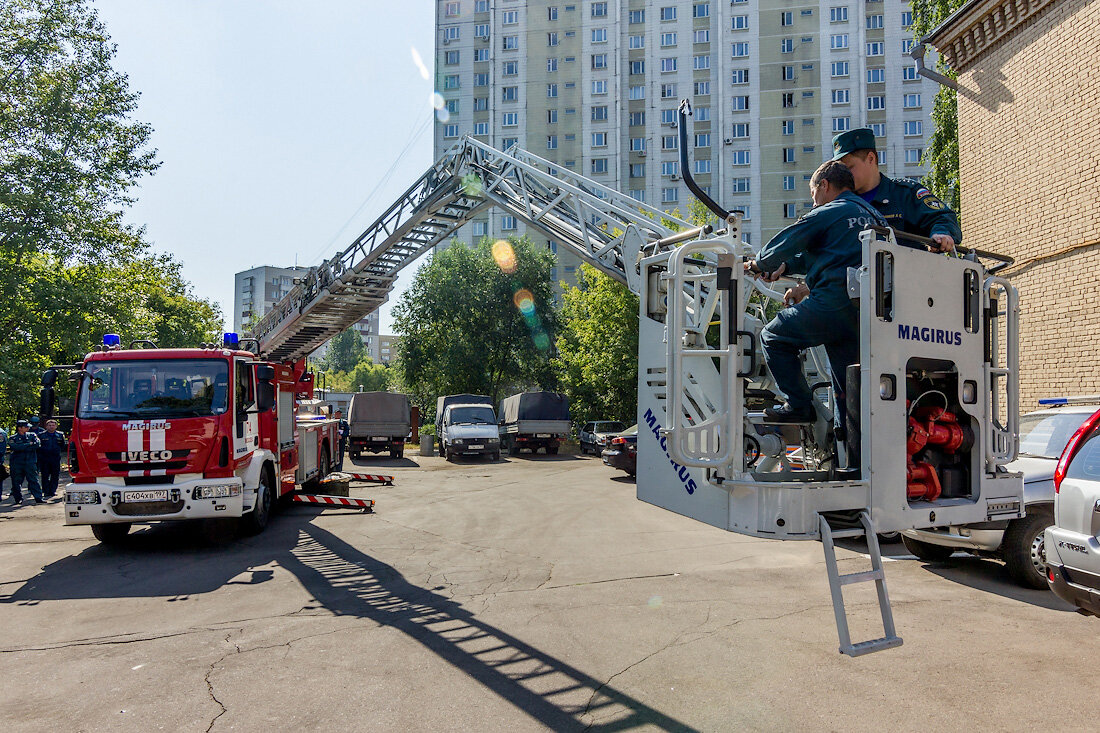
123 489 168 503
536 434 551 438
469 444 484 449
372 437 387 442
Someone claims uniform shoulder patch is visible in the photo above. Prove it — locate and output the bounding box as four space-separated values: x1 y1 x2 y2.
923 198 945 210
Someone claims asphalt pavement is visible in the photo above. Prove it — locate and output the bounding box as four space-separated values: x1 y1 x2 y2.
0 453 1094 732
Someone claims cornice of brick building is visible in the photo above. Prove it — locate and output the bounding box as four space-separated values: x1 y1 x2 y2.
926 0 1059 70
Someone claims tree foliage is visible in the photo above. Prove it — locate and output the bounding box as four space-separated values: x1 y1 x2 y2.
912 0 964 211
324 356 392 394
553 264 639 426
320 327 367 374
392 236 558 420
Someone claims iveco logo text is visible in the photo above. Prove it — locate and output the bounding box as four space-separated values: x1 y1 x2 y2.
643 408 698 495
123 451 172 462
897 324 962 346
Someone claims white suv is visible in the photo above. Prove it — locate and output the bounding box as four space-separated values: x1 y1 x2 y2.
1045 406 1100 616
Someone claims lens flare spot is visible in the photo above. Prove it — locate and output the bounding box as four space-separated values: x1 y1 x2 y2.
533 332 550 351
411 47 430 80
492 240 517 273
435 108 451 123
431 92 445 110
513 289 536 315
648 595 663 609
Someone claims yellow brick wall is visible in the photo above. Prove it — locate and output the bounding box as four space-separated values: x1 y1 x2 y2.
954 0 1100 409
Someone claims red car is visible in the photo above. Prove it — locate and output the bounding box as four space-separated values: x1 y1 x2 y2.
601 425 637 477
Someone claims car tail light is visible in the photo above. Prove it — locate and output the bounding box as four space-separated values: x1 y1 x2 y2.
611 437 626 445
1054 407 1100 493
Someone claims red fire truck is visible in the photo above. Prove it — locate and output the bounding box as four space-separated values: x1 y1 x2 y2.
45 333 338 543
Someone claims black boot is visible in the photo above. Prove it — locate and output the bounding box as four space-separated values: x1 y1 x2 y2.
764 403 816 424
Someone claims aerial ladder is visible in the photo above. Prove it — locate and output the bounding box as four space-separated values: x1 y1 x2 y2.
251 104 1023 656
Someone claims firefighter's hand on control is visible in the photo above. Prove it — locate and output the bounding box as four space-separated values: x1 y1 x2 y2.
760 262 787 283
784 282 809 306
929 234 955 253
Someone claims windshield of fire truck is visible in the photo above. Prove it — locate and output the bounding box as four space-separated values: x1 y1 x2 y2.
77 359 230 420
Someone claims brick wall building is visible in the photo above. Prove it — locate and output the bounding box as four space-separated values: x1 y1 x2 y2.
927 0 1100 408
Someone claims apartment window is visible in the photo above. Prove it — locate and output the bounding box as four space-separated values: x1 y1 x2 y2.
661 57 677 72
782 175 795 191
443 26 460 41
502 112 518 127
781 65 794 81
738 206 751 220
831 61 849 77
630 137 646 151
661 83 677 98
474 122 489 135
662 136 678 150
660 6 676 21
780 11 793 25
732 43 749 58
867 95 885 110
661 32 677 47
782 119 794 135
502 61 518 75
591 132 607 147
502 35 519 50
629 111 646 126
630 163 646 177
445 99 459 113
592 54 608 69
782 92 794 108
784 203 797 218
628 34 644 49
547 5 557 19
870 123 886 136
547 58 558 72
693 54 710 70
444 50 459 65
695 106 710 120
695 159 711 174
661 109 677 124
474 48 489 62
866 14 883 29
732 96 750 111
661 161 679 176
443 124 459 138
903 93 921 108
591 105 608 121
867 42 884 56
731 177 750 193
592 1 607 17
783 147 796 163
592 79 607 95
695 133 710 147
832 89 849 105
832 116 851 132
474 23 489 38
473 97 488 111
499 9 517 24
731 69 749 84
546 84 557 98
501 136 517 148
472 221 488 237
444 1 460 16
731 123 749 138
901 11 913 28
501 215 517 231
628 9 644 23
902 39 915 53
830 7 848 22
662 188 679 203
831 34 849 50
546 135 558 150
548 32 559 46
694 29 710 43
547 109 557 123
629 85 645 100
592 28 607 43
694 81 710 95
867 68 885 83
502 86 518 102
731 150 750 165
473 73 489 87
591 158 608 174
693 3 710 17
905 148 923 164
731 15 748 30
781 38 794 53
442 74 460 90
902 66 919 81
630 190 645 202
904 120 923 136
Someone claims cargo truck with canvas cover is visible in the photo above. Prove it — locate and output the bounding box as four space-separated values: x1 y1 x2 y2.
499 392 570 455
348 391 412 459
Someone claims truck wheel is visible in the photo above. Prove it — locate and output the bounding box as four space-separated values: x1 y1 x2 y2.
240 468 274 536
397 446 404 459
91 523 131 545
492 451 500 462
901 534 956 563
1004 511 1053 589
444 446 453 462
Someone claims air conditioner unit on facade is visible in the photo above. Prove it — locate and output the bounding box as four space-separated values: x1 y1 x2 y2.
670 174 680 181
724 138 734 145
638 150 647 156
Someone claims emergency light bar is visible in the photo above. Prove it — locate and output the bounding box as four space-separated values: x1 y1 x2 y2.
1037 396 1100 406
223 332 240 348
102 334 120 348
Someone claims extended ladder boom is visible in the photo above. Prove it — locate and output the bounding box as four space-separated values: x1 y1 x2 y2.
252 137 697 362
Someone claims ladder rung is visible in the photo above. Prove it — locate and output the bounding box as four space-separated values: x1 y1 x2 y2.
845 636 904 657
837 569 883 586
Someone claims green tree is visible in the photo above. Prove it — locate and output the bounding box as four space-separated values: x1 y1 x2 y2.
325 356 392 393
912 0 965 211
393 236 558 416
321 327 368 373
553 264 639 426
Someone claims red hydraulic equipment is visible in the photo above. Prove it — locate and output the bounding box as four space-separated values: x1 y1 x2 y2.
905 405 966 501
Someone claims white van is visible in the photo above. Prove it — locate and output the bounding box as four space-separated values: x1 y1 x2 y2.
440 403 500 462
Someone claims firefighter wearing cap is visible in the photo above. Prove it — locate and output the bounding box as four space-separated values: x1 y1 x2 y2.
7 420 44 504
38 419 67 499
830 128 962 253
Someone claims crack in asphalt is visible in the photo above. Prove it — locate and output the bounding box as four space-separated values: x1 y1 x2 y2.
204 633 234 733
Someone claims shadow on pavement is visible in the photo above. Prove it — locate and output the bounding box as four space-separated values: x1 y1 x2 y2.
3 510 696 731
344 456 420 469
506 453 582 462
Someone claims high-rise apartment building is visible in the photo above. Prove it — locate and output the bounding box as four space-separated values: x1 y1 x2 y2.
434 0 938 267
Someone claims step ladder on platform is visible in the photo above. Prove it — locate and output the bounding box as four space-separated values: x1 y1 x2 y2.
818 511 903 657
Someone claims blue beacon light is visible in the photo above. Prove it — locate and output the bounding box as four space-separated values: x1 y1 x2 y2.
103 334 121 348
223 332 240 348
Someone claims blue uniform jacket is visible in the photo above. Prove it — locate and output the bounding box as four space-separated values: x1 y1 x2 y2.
864 176 963 245
756 190 887 304
38 431 66 456
8 432 41 465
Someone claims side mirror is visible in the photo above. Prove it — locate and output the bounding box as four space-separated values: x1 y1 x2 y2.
41 368 57 388
256 365 276 412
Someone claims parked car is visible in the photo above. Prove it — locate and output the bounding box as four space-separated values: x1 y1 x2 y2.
902 400 1100 589
1045 406 1100 616
602 424 638 477
579 421 627 455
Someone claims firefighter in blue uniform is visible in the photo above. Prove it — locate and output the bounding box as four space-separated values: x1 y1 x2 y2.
7 420 44 504
745 160 887 423
38 419 67 499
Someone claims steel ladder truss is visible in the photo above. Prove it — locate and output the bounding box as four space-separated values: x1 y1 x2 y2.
252 137 694 362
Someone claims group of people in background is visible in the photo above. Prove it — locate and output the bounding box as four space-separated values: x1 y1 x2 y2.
0 416 67 505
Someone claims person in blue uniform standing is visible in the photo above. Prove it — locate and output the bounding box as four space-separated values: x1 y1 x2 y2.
7 420 44 504
745 160 887 423
38 419 67 499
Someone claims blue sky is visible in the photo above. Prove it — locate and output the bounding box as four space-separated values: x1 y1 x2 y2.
93 1 437 333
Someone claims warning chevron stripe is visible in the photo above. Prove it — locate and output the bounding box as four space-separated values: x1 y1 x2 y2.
291 493 375 511
345 473 394 485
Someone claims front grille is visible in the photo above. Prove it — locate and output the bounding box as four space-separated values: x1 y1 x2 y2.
107 461 189 472
114 499 186 516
